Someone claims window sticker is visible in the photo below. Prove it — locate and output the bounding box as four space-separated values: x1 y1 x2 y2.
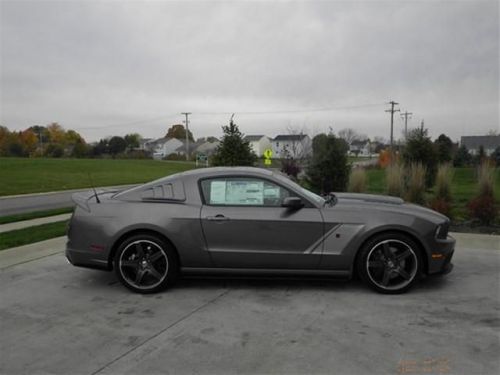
264 186 280 198
210 180 227 204
226 180 264 205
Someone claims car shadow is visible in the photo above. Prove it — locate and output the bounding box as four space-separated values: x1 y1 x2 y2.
78 269 453 295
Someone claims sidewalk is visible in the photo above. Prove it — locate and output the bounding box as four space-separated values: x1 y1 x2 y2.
0 236 66 269
0 213 72 233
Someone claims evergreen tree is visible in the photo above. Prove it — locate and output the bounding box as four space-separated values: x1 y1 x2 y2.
211 117 257 166
453 145 472 167
306 134 350 194
402 127 437 187
434 133 453 163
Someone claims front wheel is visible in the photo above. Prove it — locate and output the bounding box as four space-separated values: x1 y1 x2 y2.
357 233 422 294
114 234 177 294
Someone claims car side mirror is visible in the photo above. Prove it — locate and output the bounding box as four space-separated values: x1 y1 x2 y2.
281 197 304 209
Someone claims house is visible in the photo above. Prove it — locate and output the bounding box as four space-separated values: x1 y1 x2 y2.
243 135 272 157
460 135 500 156
271 134 312 159
195 140 220 156
349 139 371 157
148 137 183 159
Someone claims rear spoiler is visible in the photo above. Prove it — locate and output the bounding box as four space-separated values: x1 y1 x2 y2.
72 191 100 212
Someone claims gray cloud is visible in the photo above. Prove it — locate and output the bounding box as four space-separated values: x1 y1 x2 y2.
1 0 498 142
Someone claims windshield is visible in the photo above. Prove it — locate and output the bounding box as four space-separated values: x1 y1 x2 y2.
273 173 325 206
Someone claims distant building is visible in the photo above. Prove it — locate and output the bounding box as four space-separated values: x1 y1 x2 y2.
244 135 272 157
461 135 500 156
147 137 183 159
349 139 371 157
195 140 220 156
271 134 312 159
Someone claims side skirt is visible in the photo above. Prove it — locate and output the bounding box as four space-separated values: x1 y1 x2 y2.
180 267 351 278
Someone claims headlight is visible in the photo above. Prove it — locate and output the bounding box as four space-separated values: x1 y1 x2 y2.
435 222 449 239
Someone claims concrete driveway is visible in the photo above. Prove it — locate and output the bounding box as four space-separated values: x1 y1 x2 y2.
0 234 498 375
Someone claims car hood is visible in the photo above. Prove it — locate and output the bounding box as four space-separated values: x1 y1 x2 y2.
326 192 448 223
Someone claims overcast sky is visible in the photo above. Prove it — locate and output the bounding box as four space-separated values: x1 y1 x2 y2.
1 0 498 143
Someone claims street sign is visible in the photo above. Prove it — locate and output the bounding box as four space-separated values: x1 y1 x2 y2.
196 153 208 167
263 148 273 167
263 149 273 159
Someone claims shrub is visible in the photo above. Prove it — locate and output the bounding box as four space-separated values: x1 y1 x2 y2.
467 162 497 225
477 162 495 198
281 158 301 179
348 168 367 193
430 198 452 217
467 196 497 225
405 163 427 204
434 163 453 202
385 163 404 197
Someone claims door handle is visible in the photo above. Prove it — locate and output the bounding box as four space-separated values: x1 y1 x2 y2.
206 214 230 222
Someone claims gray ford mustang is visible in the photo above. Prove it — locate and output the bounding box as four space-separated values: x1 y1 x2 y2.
66 167 454 294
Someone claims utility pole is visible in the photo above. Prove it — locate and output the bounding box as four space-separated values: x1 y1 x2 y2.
181 112 191 161
385 101 400 156
400 110 413 141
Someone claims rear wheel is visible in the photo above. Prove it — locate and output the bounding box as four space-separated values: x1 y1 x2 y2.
114 234 177 294
357 233 422 294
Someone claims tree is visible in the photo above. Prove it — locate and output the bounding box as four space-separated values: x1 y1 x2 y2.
124 133 141 151
434 134 453 163
211 116 256 166
19 130 38 155
492 146 500 167
165 124 194 142
306 133 350 194
46 122 66 144
453 145 472 167
338 128 365 146
402 127 437 187
108 136 127 157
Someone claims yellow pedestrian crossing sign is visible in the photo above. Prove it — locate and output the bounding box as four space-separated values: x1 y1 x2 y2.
263 148 273 166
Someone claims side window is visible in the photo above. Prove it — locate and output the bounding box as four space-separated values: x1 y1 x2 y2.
201 178 293 207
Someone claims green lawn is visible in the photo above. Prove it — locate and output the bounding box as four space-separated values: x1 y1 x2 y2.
0 158 196 196
0 220 69 250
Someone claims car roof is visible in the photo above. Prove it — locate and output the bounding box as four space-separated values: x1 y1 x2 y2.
177 166 274 179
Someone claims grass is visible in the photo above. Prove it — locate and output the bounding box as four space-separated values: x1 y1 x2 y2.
0 220 68 250
0 207 74 225
0 158 196 196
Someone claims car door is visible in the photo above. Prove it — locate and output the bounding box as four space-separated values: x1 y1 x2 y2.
199 176 324 269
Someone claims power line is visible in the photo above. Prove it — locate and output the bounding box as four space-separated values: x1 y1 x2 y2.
195 102 385 115
68 102 386 132
385 101 400 155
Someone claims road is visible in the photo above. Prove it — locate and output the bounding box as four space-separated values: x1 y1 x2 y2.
0 233 499 374
0 185 136 216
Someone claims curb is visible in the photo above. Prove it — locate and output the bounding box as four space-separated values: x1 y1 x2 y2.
0 184 138 200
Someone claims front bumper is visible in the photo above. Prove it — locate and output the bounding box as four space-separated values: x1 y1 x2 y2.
427 235 455 275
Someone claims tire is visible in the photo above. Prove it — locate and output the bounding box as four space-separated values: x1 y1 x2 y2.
114 233 178 294
356 232 423 294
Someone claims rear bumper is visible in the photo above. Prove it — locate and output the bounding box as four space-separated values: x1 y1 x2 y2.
66 246 110 271
427 235 455 275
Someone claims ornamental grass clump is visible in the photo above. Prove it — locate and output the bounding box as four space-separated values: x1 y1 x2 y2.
430 163 454 217
467 162 497 225
385 163 404 197
348 168 367 193
405 163 427 205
